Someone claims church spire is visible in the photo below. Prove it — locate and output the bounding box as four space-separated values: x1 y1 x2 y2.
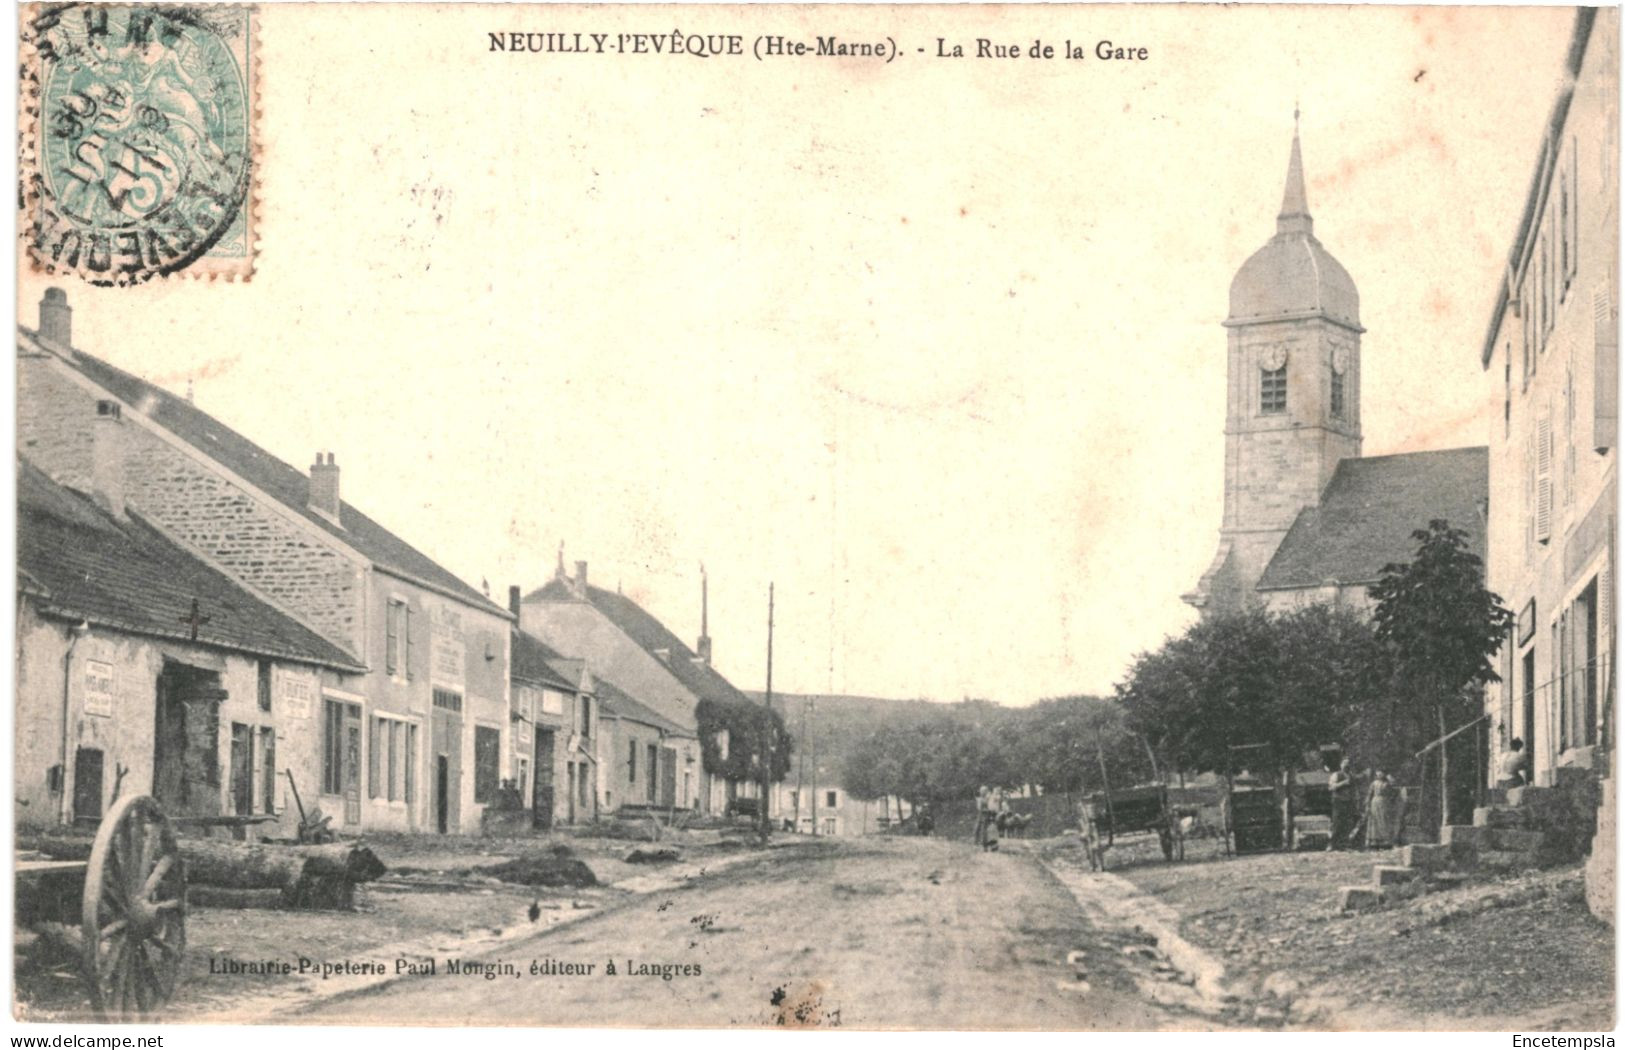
1277 111 1313 236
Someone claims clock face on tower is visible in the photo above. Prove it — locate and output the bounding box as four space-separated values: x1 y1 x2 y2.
1260 344 1288 372
1331 343 1350 376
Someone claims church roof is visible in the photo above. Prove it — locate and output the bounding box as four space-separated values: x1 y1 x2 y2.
1227 128 1362 330
1256 447 1489 591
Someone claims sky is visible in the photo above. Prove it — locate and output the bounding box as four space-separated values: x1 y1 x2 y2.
14 3 1584 705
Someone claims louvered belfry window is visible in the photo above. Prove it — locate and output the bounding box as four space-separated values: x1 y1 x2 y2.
1260 366 1287 414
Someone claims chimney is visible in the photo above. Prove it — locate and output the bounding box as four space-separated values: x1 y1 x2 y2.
90 400 125 517
574 560 588 599
697 566 712 666
509 585 522 617
39 288 72 349
309 452 341 520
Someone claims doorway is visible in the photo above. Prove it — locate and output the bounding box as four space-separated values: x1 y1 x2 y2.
154 662 228 818
72 748 104 824
1523 647 1537 774
435 754 450 834
533 728 555 830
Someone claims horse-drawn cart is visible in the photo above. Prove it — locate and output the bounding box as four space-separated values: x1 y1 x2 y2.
16 795 187 1021
1081 782 1184 870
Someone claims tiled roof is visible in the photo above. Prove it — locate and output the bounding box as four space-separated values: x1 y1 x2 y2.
18 459 363 671
48 340 505 617
1256 447 1490 591
526 577 753 709
511 628 578 692
594 676 694 737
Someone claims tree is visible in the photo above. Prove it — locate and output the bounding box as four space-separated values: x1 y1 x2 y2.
696 698 794 786
1368 519 1515 821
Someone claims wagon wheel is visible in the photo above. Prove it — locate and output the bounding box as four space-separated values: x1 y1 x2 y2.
80 795 186 1021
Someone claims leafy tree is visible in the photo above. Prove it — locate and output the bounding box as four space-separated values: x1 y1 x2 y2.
1369 519 1515 714
1368 519 1515 819
696 698 794 784
1117 605 1383 781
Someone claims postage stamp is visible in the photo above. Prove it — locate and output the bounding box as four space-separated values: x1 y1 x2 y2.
18 4 257 284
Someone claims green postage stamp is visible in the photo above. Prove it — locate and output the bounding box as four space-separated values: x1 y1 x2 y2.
19 4 257 284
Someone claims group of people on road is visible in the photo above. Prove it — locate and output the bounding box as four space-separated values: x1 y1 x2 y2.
1327 757 1403 850
974 785 1008 852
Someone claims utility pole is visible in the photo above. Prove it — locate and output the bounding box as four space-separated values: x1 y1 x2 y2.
760 582 774 839
794 695 808 832
810 695 818 836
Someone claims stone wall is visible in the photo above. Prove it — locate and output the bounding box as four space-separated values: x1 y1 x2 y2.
18 356 365 657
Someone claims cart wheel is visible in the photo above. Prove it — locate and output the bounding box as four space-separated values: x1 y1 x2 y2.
81 795 186 1021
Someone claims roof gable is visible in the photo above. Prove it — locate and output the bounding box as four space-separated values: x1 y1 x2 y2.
511 628 578 691
52 342 504 617
1256 447 1490 591
18 459 362 670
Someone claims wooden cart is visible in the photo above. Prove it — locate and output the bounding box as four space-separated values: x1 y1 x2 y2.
16 795 187 1021
1082 782 1184 869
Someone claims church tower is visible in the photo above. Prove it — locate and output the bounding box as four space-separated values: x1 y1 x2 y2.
1184 122 1364 614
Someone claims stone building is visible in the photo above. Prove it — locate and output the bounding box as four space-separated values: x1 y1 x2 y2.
1184 125 1488 616
519 557 715 814
16 458 364 835
1478 9 1617 796
18 292 513 835
508 591 600 828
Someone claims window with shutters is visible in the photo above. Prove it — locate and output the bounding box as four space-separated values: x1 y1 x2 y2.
1564 138 1579 290
1596 284 1618 452
1260 366 1287 414
1330 368 1345 419
257 660 272 712
261 728 277 814
474 725 501 804
384 599 415 679
1504 350 1512 436
1535 415 1554 545
1523 275 1536 386
368 716 381 799
323 700 345 794
628 740 637 784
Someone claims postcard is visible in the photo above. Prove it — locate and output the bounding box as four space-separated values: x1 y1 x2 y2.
11 2 1618 1034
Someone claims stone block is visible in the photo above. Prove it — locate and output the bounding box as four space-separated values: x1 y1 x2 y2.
1489 828 1545 853
1399 843 1452 872
1373 865 1418 887
1473 806 1526 828
1338 885 1384 912
1506 785 1554 808
1475 849 1537 872
1441 824 1490 851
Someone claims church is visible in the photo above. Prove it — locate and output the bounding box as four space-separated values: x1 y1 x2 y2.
1184 123 1489 615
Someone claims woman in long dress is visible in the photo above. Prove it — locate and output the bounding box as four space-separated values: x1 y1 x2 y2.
1365 770 1394 848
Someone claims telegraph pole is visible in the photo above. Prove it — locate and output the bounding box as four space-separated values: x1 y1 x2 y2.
760 582 774 839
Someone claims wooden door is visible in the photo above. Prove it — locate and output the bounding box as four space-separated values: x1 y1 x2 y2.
435 754 450 834
660 747 677 807
230 723 253 816
533 729 555 829
73 747 104 823
343 704 362 824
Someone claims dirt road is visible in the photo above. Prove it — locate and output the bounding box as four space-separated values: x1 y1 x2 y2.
298 836 1191 1029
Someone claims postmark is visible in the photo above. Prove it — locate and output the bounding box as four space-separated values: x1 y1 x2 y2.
19 4 256 284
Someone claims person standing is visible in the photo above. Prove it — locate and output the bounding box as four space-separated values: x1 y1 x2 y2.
974 785 992 849
984 787 1005 852
1497 738 1532 790
1328 758 1356 850
1364 770 1394 848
